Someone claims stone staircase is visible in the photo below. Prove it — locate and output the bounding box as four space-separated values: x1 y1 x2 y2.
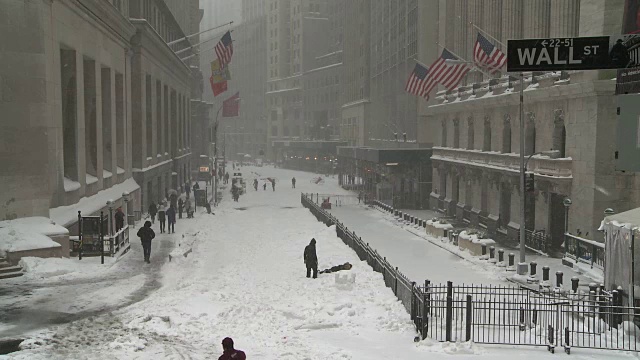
0 257 23 280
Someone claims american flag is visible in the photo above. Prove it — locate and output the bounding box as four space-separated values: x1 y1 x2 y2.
404 63 430 99
215 31 234 68
473 32 507 73
421 48 472 98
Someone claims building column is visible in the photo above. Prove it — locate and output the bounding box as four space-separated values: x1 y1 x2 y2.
551 0 579 37
524 0 551 38
76 51 87 191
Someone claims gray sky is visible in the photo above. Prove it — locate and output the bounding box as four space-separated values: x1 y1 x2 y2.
200 0 242 31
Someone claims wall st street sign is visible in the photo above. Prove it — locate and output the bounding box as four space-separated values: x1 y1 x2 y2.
507 35 638 72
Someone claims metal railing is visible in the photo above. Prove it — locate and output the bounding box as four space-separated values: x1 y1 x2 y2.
69 225 130 258
564 233 605 270
525 229 552 254
301 193 640 353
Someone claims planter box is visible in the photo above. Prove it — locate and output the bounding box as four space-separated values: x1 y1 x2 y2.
458 231 496 256
426 220 453 239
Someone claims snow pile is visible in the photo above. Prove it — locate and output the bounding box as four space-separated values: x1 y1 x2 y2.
426 219 453 230
18 256 114 280
0 217 66 256
458 230 495 245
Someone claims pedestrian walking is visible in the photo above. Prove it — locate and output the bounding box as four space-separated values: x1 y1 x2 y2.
271 178 276 191
136 220 155 263
185 182 191 198
292 177 296 188
166 205 176 233
185 199 194 218
148 202 157 224
263 182 267 191
157 203 166 233
303 238 318 279
178 198 184 219
218 337 246 360
253 179 258 191
114 207 125 232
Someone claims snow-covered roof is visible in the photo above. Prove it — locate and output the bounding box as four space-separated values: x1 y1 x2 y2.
50 178 140 227
603 207 640 230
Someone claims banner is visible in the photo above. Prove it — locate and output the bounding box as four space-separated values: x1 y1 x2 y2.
222 92 240 117
209 75 227 97
210 59 231 82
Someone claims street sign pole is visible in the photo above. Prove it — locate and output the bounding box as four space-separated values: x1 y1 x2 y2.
517 72 527 275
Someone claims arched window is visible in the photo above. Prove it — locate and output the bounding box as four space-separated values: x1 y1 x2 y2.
483 116 491 151
525 113 536 156
467 117 474 150
502 115 511 153
453 119 460 148
553 109 567 158
441 119 448 147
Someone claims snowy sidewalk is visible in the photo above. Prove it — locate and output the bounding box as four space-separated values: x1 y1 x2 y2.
328 203 601 292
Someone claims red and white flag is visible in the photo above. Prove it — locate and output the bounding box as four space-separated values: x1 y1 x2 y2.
222 92 240 117
421 48 472 98
215 31 234 68
473 32 507 73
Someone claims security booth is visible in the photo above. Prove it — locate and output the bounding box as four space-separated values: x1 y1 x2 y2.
601 208 640 306
337 146 432 209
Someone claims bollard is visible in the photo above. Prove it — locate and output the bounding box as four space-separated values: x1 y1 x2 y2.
555 271 563 289
507 253 516 271
527 261 538 283
489 246 497 264
571 276 579 293
480 244 488 260
497 249 506 267
423 221 427 229
541 266 551 288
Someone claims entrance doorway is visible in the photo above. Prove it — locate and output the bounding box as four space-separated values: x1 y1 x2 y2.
549 193 567 250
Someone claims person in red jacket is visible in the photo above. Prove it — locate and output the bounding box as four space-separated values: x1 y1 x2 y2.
218 337 245 360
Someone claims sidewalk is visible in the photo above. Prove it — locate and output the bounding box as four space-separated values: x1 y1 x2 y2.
328 203 601 291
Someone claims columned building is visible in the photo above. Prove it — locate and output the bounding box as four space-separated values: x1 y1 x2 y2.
425 0 633 252
0 0 201 229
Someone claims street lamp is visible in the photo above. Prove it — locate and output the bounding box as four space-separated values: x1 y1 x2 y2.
604 208 615 216
106 199 114 236
122 191 130 227
563 198 572 236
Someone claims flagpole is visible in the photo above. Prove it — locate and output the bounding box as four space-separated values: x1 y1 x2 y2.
435 42 493 78
411 57 431 69
469 21 506 48
167 21 234 46
175 29 235 56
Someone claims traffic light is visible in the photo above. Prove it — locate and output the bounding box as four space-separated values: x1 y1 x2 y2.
525 173 535 192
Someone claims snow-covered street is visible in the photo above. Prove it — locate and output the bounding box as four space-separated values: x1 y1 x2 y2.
1 167 635 359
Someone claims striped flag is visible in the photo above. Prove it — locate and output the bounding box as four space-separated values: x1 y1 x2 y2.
215 31 234 68
473 32 507 73
422 49 472 98
405 63 431 99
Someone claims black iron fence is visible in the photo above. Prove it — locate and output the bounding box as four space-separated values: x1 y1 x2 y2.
302 193 640 353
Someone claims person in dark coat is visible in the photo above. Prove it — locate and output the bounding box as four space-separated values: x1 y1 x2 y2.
271 178 276 191
253 179 258 191
219 337 245 360
303 238 318 279
137 221 155 263
292 177 296 188
263 182 267 191
166 205 176 234
157 204 166 233
319 262 353 274
178 198 184 219
148 202 157 224
114 207 125 232
185 181 191 198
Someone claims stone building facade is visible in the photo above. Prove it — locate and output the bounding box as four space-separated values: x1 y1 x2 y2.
265 0 344 161
425 0 638 250
0 0 201 226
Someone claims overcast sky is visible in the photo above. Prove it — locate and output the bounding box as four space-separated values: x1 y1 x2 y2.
200 0 242 31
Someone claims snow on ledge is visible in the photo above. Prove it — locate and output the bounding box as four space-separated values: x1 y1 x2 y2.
0 217 66 256
86 174 98 185
50 178 140 227
64 177 81 192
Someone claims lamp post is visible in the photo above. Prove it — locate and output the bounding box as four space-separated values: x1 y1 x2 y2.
122 191 130 227
563 197 572 236
106 199 114 265
106 199 114 236
213 98 240 206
